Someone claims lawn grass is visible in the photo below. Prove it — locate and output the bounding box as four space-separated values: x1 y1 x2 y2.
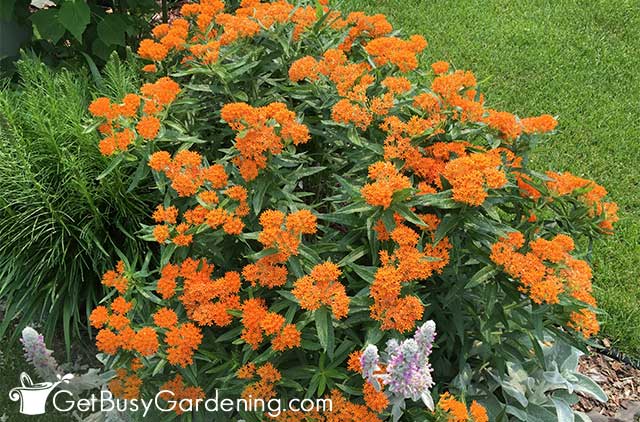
343 0 640 354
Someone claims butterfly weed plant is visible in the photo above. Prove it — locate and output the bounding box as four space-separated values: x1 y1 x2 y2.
84 0 617 420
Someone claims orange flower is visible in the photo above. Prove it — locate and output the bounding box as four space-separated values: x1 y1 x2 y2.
96 328 119 355
153 308 178 329
136 116 161 140
272 324 301 351
165 322 202 367
364 35 427 72
153 225 169 244
363 382 388 413
221 102 310 181
521 114 557 134
102 262 128 294
110 296 132 315
443 151 507 206
159 375 205 415
361 161 411 209
138 39 168 61
332 98 372 130
470 401 489 422
157 263 179 299
133 327 158 356
90 306 109 328
431 61 450 75
382 76 412 94
438 392 469 422
108 369 142 399
292 262 350 319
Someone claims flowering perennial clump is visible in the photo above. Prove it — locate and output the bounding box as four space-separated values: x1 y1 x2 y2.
87 0 617 420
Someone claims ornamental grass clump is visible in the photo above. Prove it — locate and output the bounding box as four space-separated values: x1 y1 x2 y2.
87 0 617 420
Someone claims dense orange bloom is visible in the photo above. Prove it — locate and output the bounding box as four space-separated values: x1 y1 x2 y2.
159 375 205 415
165 322 203 367
96 328 120 355
272 323 301 351
365 35 427 72
491 231 599 336
431 60 450 75
340 12 393 51
438 392 469 422
521 114 558 134
361 161 412 209
89 97 114 118
221 102 310 181
546 171 618 232
240 362 281 402
153 308 178 329
347 351 363 373
136 116 161 140
484 109 522 140
470 401 489 422
111 296 132 315
89 306 109 328
568 309 600 338
289 56 320 82
292 262 349 319
138 39 169 61
370 265 423 332
382 76 412 94
177 258 241 327
363 382 389 413
241 298 300 351
133 327 158 356
332 99 373 130
157 263 179 299
102 261 128 294
108 368 142 399
152 205 179 224
142 64 157 73
443 150 507 206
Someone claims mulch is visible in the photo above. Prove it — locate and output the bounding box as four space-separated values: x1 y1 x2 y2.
576 344 640 421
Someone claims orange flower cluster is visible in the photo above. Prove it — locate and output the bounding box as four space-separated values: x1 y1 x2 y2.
273 390 383 422
370 223 451 332
437 392 488 422
292 261 350 319
243 209 317 288
178 258 242 326
101 260 128 294
165 322 203 366
139 18 189 61
221 102 310 181
339 12 393 51
490 231 599 337
90 77 180 155
108 367 142 400
443 150 507 206
365 35 428 72
363 382 389 413
148 150 212 197
430 70 484 122
546 171 619 232
241 298 301 351
93 296 160 358
237 362 281 401
361 161 412 209
159 375 205 415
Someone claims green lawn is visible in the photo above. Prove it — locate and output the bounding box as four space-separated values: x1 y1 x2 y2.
343 0 640 354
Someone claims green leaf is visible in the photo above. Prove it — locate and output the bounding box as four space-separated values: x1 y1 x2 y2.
31 9 65 43
315 307 335 359
465 265 498 289
58 0 90 41
97 14 127 46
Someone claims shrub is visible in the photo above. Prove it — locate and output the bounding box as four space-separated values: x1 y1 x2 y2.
0 0 160 65
87 0 617 420
0 54 153 355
